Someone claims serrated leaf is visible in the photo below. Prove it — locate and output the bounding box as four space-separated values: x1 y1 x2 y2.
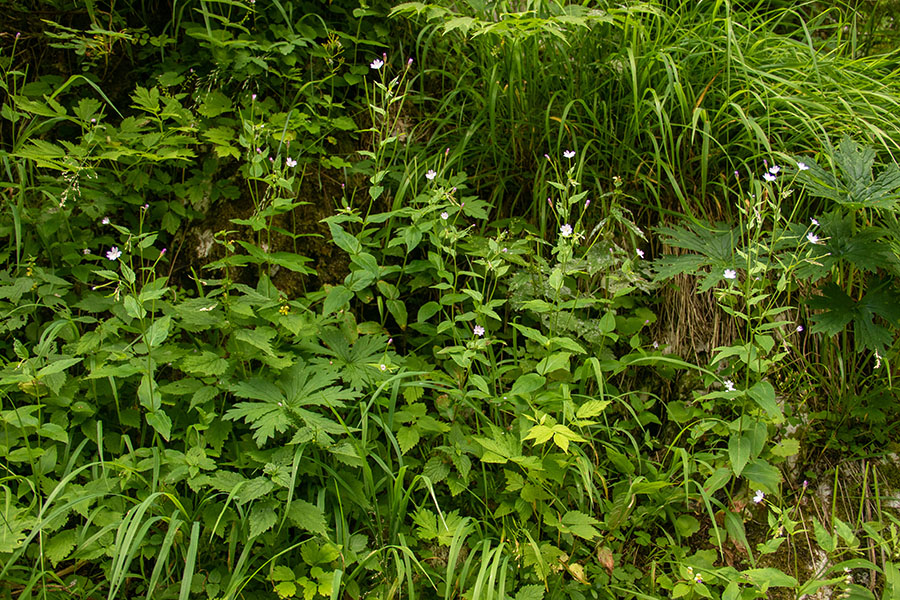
249 503 277 538
560 510 601 540
397 426 419 455
770 438 800 457
181 351 228 376
44 529 77 566
287 499 327 536
515 584 545 600
234 327 276 357
576 400 610 419
423 456 451 483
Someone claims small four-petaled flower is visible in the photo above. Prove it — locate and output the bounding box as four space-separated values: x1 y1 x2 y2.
563 150 575 159
764 172 776 182
106 246 122 261
474 325 485 337
286 157 297 168
370 59 384 70
560 224 573 237
753 489 765 504
723 269 737 280
724 379 735 392
636 249 645 258
797 162 809 171
807 232 819 244
426 169 437 180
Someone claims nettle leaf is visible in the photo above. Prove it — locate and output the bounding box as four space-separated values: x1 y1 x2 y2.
249 501 278 538
181 350 229 377
555 510 601 540
287 499 327 536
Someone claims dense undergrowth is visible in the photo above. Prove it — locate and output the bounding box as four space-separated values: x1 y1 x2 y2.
2 1 900 599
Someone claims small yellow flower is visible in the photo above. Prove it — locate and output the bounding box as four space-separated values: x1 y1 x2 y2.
279 304 290 316
26 267 33 276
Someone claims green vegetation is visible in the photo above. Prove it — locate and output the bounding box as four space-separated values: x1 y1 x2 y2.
2 1 900 598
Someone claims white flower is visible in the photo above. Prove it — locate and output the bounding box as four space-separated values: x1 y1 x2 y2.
652 341 659 349
440 211 449 220
426 169 437 180
563 150 575 159
379 363 387 371
753 489 765 504
796 325 804 332
101 217 110 225
769 165 780 175
286 157 297 168
370 59 384 70
83 248 90 255
560 224 573 237
474 325 485 337
724 379 735 392
723 269 737 280
106 246 122 261
797 162 809 171
764 172 776 182
636 248 645 258
810 217 819 226
807 232 819 244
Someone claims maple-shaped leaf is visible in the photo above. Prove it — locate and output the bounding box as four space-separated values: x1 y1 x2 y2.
653 222 741 291
795 136 900 210
309 327 390 391
225 362 357 447
807 279 900 353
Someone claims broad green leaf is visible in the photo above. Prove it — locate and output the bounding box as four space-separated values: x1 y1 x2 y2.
746 381 783 422
249 503 277 538
728 432 751 477
560 510 601 540
146 409 172 440
287 500 327 536
510 373 545 397
145 315 172 348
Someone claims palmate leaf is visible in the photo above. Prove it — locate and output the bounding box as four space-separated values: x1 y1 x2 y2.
795 136 900 210
653 222 741 291
795 212 899 281
310 327 390 391
807 279 900 353
225 362 357 447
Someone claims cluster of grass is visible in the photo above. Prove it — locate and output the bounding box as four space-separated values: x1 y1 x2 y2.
1 1 900 599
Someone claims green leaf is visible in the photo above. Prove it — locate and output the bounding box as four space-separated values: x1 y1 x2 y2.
146 410 172 440
287 500 327 536
742 459 782 492
560 510 601 540
234 327 276 357
770 438 800 457
728 432 751 477
746 381 783 423
37 357 82 378
742 568 798 590
417 301 441 323
181 351 229 377
576 400 610 419
510 373 546 397
44 529 77 566
323 285 354 317
249 503 278 538
515 585 545 600
145 315 172 348
397 426 419 454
